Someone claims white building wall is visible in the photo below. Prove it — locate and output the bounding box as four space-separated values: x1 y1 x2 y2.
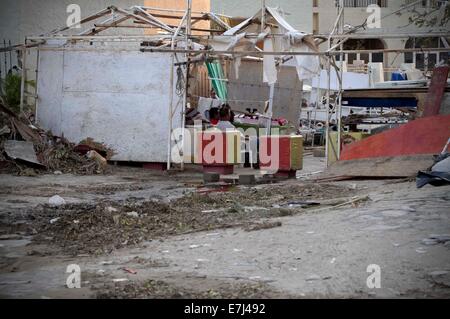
0 0 144 46
37 44 181 162
0 0 145 107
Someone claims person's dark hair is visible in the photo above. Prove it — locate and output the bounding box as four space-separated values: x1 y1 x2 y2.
220 104 234 122
209 107 220 120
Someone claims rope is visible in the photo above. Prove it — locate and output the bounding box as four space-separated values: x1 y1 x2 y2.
176 66 185 97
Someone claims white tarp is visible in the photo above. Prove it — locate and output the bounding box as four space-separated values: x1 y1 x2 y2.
312 69 370 90
212 6 320 84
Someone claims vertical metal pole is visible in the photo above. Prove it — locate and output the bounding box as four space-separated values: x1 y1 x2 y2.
180 0 192 171
313 72 321 146
0 41 3 80
325 57 331 168
8 40 12 70
167 11 188 171
20 41 27 113
35 48 40 124
3 40 7 75
266 83 275 136
336 0 344 159
261 0 266 33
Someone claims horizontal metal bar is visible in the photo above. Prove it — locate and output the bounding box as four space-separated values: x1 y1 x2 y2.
141 47 450 56
319 32 450 39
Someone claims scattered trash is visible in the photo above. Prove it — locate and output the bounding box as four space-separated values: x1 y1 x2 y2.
422 238 439 246
306 275 321 281
112 215 121 225
105 206 118 213
417 147 450 188
415 248 427 254
53 171 63 175
416 170 450 188
428 234 450 244
48 195 66 206
201 209 227 213
401 205 416 212
122 268 138 275
126 212 139 218
205 233 221 237
245 221 282 232
112 278 129 283
49 218 60 224
330 258 336 264
233 249 243 252
285 201 320 209
249 276 262 281
100 261 114 265
428 270 448 277
196 259 209 262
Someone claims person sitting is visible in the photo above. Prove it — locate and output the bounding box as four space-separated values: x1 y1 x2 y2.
208 107 220 126
216 107 236 131
221 104 235 122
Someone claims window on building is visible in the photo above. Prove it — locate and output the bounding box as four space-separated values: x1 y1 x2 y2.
340 39 385 64
335 0 388 7
405 37 450 71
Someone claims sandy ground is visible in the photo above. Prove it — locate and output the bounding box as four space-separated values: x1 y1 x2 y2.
0 156 449 299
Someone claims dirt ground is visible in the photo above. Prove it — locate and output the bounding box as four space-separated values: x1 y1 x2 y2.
0 156 449 299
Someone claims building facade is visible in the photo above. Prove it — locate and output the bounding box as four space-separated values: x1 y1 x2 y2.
210 0 449 71
314 0 450 71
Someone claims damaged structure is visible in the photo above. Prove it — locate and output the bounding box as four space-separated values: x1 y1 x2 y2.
16 4 321 170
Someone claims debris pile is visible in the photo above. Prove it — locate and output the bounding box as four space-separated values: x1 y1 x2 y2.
11 183 357 256
0 102 115 175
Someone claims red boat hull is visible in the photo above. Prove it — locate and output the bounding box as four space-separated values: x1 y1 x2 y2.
340 115 450 161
